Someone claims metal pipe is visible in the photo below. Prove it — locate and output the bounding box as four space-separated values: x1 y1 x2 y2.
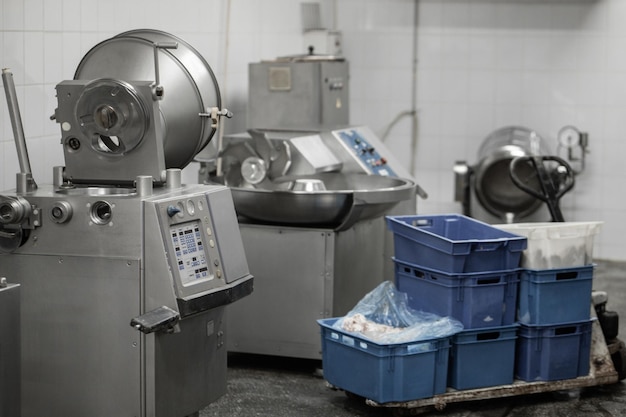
379 1 420 178
215 0 233 179
2 68 37 191
409 0 419 177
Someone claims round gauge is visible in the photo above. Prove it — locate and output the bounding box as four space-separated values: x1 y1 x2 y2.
186 200 195 215
557 126 581 148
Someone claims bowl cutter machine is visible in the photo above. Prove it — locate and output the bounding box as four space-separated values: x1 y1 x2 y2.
201 124 420 360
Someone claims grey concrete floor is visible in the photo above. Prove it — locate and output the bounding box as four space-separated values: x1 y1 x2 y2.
201 260 626 417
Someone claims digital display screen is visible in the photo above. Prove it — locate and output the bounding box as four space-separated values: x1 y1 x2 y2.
170 221 212 286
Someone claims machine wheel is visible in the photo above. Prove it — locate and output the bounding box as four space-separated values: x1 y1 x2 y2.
599 309 620 341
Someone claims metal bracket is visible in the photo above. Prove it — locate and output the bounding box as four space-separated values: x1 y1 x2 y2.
199 107 233 128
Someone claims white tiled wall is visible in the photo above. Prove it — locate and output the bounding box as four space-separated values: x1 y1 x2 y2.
1 0 625 261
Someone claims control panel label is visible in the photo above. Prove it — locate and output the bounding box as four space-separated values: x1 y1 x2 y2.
170 220 212 285
337 129 397 176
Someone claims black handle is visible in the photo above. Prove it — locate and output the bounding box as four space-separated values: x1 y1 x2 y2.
509 155 575 222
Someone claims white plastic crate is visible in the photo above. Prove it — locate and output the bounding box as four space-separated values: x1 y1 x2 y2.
494 222 602 269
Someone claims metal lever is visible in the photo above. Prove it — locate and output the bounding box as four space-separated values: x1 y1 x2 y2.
2 68 37 193
509 155 575 222
130 305 180 334
152 42 178 99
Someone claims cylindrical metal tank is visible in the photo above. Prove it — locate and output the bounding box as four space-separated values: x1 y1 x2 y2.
74 29 221 169
458 126 552 222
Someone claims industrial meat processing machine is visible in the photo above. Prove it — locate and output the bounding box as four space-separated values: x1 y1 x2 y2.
0 30 252 417
199 55 420 359
454 126 576 224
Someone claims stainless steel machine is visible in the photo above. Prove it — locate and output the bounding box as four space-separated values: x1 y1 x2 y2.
246 55 349 130
454 126 553 223
211 127 416 360
454 126 580 224
199 56 419 360
0 30 252 417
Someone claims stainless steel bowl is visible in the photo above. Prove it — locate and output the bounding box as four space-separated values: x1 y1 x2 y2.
231 173 415 230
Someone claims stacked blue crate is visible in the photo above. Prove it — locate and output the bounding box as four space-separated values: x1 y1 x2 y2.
494 222 601 382
386 214 526 390
514 259 595 382
317 317 451 403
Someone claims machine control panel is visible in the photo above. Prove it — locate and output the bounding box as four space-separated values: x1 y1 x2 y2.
335 129 397 176
170 220 211 286
156 193 226 301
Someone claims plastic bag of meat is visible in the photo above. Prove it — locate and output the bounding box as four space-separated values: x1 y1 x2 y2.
333 281 463 344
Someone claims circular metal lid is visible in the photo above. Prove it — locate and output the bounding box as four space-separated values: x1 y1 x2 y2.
74 29 221 169
76 79 149 155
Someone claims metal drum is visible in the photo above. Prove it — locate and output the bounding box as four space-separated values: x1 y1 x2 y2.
472 126 551 220
74 29 221 169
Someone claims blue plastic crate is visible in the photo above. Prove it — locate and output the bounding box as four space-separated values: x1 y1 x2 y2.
386 214 527 273
318 318 450 403
516 320 593 382
394 259 519 329
448 324 518 390
517 265 594 325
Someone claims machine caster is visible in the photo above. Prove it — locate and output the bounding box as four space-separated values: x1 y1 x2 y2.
595 292 620 341
608 338 626 381
593 291 626 380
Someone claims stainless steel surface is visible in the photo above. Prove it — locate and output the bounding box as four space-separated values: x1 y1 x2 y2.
227 225 334 359
55 79 166 184
220 131 340 187
247 59 349 130
0 184 252 417
227 218 389 360
231 173 414 230
74 29 221 171
0 282 20 417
